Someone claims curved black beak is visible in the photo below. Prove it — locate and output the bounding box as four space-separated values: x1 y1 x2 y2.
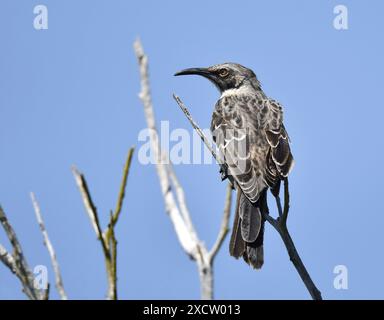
174 67 211 77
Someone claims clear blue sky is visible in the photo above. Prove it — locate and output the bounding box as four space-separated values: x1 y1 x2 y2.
1 0 383 299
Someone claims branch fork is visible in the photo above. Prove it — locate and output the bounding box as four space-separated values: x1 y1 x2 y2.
72 148 134 300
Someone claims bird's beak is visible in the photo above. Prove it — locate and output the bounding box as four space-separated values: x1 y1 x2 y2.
174 67 211 77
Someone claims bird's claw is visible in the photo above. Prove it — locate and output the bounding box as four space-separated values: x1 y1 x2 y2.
220 164 229 181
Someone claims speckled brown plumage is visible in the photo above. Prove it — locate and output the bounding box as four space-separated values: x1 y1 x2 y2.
175 63 294 269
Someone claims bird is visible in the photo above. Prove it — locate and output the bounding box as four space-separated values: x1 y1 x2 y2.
174 63 294 269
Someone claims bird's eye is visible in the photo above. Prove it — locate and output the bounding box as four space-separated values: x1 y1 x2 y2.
218 68 229 77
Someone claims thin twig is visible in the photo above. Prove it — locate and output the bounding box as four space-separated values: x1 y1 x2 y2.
0 206 41 300
172 94 322 300
282 177 290 224
72 167 109 257
111 148 135 226
173 94 234 188
173 95 223 165
30 192 68 300
275 195 283 218
209 183 232 262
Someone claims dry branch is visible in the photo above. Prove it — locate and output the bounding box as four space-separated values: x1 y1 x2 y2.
0 243 17 274
30 192 68 300
0 206 45 300
72 148 134 300
134 38 232 299
263 178 321 300
209 184 232 262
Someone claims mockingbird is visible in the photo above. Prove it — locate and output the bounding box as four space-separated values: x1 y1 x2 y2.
175 63 294 269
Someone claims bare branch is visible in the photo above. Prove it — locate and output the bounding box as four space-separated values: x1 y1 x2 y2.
134 39 233 300
72 166 114 299
173 94 223 165
42 283 50 300
71 167 109 257
72 148 134 300
268 179 321 300
166 162 198 237
111 148 135 226
105 148 135 300
107 211 118 300
30 192 68 300
134 38 198 257
173 94 235 189
275 195 283 218
172 94 323 300
0 206 41 300
282 177 290 225
0 244 17 274
209 183 232 262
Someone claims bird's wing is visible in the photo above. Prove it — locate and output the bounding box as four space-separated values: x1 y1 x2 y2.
264 99 294 189
211 96 265 203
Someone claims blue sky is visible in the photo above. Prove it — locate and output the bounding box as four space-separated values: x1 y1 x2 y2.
0 0 383 299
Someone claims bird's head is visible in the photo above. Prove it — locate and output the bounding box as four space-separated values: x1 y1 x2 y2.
174 63 260 93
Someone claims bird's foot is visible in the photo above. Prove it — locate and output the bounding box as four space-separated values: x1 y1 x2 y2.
220 164 229 181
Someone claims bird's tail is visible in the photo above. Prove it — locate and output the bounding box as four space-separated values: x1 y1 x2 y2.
229 189 265 269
